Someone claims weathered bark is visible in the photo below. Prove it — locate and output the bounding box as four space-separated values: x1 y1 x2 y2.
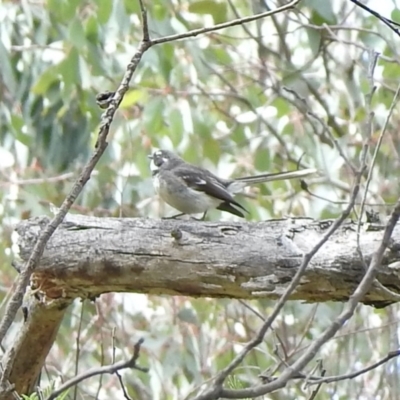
1 297 71 399
15 214 400 306
5 213 400 397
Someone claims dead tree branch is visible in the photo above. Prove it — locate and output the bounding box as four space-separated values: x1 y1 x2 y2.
15 214 400 307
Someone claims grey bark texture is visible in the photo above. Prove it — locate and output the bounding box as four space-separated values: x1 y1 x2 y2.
4 213 400 397
15 214 400 307
2 297 71 399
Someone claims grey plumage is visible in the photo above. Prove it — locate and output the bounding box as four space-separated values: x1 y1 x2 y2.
149 150 316 218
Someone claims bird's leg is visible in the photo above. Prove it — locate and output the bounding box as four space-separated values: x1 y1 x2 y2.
189 212 207 221
162 213 185 220
163 212 207 221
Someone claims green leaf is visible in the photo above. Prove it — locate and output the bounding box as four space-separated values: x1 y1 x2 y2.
168 108 184 147
0 40 16 94
230 125 246 145
305 27 321 56
85 16 99 42
85 44 108 76
120 90 147 109
254 149 271 173
157 44 174 81
68 18 86 50
304 0 336 24
273 98 291 118
375 87 396 109
48 0 81 22
189 0 227 24
143 97 165 135
391 8 400 23
153 3 168 20
203 136 220 164
57 47 81 89
207 47 232 65
123 0 140 14
382 61 400 80
95 0 113 24
32 66 59 95
11 115 32 147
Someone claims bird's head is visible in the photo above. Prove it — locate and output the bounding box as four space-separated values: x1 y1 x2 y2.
148 150 182 172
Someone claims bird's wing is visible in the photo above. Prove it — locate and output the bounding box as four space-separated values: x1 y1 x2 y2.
173 167 247 213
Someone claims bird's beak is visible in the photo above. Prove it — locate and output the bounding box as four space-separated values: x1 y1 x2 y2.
147 154 153 160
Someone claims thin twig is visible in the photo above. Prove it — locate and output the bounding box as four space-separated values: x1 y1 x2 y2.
45 339 147 400
306 349 400 386
94 339 105 400
73 302 85 400
0 172 76 187
151 0 302 46
257 348 400 388
116 369 132 400
350 0 400 36
307 369 326 400
238 300 265 322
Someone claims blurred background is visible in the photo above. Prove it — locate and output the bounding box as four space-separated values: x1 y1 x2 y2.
1 0 400 398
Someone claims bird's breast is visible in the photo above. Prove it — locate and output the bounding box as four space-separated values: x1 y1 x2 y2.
152 173 161 194
154 171 221 214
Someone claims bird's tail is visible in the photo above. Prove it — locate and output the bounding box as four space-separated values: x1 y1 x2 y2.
237 168 316 184
228 168 317 193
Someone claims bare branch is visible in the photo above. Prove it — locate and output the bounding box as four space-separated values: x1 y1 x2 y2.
350 0 400 36
138 0 150 42
307 370 325 400
307 349 400 386
45 339 148 400
255 349 400 389
17 215 400 306
0 172 76 187
151 0 302 46
72 302 85 400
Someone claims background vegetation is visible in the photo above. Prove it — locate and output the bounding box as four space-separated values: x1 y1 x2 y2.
1 0 400 398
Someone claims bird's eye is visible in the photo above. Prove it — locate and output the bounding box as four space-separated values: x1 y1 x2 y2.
153 154 165 167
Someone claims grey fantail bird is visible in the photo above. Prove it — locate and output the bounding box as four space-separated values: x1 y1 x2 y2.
148 150 316 218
